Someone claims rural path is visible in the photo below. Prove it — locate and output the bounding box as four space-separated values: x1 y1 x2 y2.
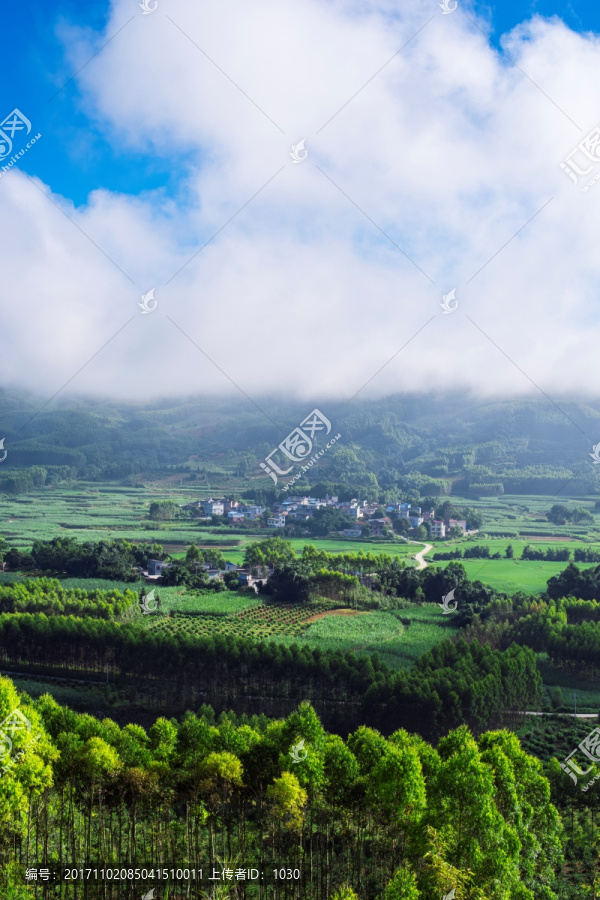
408 541 433 570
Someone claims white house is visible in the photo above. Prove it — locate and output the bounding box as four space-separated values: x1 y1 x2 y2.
203 499 224 516
346 506 363 519
268 516 286 528
431 520 446 538
205 568 223 581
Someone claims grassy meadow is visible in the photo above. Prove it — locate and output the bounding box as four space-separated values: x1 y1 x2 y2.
290 605 455 670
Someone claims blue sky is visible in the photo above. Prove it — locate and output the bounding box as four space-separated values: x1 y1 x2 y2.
2 0 598 205
3 0 184 205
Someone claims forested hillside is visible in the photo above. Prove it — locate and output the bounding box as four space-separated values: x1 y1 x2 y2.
1 390 599 497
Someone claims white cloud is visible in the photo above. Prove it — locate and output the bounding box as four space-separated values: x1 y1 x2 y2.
1 0 600 403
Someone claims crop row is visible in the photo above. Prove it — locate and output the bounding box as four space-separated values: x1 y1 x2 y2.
145 602 341 639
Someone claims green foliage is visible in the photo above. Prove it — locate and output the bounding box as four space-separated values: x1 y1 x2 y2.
266 564 313 604
4 536 155 581
0 610 542 741
546 562 600 601
0 686 563 900
521 544 570 561
307 507 355 536
0 577 136 619
244 537 295 569
548 504 594 525
383 868 420 900
149 500 177 520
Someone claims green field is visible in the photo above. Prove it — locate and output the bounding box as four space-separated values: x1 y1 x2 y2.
431 536 600 593
156 589 259 615
292 605 455 670
0 483 426 569
438 557 585 594
0 484 235 547
4 483 600 677
138 598 456 671
451 494 600 539
3 485 600 595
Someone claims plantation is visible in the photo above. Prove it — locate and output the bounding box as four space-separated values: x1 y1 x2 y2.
0 577 137 619
0 678 565 900
139 599 457 670
145 600 346 639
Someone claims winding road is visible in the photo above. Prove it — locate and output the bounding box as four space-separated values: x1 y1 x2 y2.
408 540 433 570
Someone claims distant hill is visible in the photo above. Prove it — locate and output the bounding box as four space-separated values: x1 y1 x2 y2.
0 388 599 497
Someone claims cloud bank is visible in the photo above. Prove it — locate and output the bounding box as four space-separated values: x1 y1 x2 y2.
1 0 600 404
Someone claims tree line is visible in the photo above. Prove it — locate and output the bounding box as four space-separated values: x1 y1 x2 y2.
0 613 540 742
434 544 573 562
458 565 600 675
0 578 137 620
0 677 562 900
4 537 165 581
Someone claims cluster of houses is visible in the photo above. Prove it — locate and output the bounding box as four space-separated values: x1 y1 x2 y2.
185 495 469 540
267 497 468 539
137 556 269 590
185 498 266 523
136 498 470 591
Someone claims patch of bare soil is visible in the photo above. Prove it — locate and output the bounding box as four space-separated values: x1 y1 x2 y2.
303 608 367 624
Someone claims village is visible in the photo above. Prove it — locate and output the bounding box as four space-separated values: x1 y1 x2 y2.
134 495 475 590
184 495 470 539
